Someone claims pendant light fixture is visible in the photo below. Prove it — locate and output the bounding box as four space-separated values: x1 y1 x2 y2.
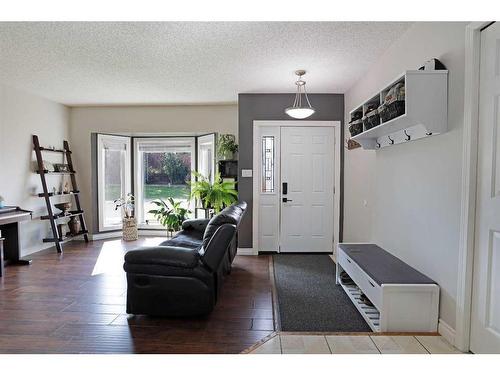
285 70 315 119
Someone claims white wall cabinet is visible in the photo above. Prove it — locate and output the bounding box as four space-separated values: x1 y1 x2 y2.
349 70 448 149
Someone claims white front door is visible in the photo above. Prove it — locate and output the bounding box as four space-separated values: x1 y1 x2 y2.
470 22 500 354
280 127 335 252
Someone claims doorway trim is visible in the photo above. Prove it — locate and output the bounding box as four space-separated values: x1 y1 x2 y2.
252 120 341 256
455 21 493 352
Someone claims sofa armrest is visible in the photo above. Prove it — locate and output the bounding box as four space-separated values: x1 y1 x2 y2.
124 246 200 269
182 218 210 232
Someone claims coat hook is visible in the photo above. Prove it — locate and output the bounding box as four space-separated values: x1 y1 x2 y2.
388 135 394 145
426 132 433 136
376 140 381 149
404 130 411 141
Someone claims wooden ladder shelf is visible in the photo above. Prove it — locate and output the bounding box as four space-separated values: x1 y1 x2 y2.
33 135 89 253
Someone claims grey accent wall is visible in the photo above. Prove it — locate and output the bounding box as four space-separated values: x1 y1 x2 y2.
238 93 344 249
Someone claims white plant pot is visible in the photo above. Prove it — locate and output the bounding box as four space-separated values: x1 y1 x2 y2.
123 218 138 241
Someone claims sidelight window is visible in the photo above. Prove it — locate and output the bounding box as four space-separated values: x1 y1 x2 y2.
261 136 275 193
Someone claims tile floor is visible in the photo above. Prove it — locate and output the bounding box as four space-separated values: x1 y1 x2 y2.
248 334 462 354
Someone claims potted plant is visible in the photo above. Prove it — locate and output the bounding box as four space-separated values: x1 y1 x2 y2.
217 134 238 160
148 197 191 237
114 193 137 241
190 172 238 213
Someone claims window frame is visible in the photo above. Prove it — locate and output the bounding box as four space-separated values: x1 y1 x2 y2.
133 137 196 229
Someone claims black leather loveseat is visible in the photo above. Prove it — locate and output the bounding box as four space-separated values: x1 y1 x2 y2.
123 201 247 317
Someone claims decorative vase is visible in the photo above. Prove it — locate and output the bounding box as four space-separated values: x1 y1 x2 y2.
68 217 80 235
123 217 138 241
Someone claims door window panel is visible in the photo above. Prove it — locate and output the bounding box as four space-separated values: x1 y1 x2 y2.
97 135 131 231
197 134 216 182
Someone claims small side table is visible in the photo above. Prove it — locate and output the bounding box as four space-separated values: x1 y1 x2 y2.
0 237 4 277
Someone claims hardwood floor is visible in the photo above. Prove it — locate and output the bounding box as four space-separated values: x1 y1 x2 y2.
0 237 274 354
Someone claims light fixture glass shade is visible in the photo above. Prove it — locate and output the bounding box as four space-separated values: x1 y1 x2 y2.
285 107 315 119
285 70 315 119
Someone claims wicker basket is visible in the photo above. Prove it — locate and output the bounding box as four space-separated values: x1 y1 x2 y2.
379 100 405 123
123 217 138 241
349 119 363 137
363 109 380 130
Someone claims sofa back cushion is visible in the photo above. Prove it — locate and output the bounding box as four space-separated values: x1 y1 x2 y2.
202 201 247 250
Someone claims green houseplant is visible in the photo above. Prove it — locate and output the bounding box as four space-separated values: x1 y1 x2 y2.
217 134 238 160
190 172 238 213
148 197 191 233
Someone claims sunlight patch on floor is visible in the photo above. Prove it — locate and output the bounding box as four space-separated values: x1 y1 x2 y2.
91 237 167 276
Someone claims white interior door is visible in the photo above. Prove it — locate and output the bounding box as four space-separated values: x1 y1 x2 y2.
470 22 500 354
280 127 335 252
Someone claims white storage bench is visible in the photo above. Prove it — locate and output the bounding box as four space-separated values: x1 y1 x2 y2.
336 243 439 333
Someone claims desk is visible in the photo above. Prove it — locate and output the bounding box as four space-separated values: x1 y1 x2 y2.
0 206 33 276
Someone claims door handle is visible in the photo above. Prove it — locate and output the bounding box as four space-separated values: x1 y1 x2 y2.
282 182 288 195
282 198 293 203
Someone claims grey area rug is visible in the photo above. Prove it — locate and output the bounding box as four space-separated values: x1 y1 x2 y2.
273 254 371 332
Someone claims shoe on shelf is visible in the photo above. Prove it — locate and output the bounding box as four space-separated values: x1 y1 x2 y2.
360 293 374 307
340 271 355 285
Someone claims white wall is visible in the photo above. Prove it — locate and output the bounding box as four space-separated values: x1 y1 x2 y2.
69 104 238 234
0 84 70 256
344 22 468 331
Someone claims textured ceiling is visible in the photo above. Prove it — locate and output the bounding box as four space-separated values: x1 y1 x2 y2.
0 22 412 105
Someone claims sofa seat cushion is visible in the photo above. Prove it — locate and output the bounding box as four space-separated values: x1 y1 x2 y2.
159 230 203 250
124 246 200 269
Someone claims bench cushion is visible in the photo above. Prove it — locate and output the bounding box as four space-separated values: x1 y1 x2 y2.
338 243 436 285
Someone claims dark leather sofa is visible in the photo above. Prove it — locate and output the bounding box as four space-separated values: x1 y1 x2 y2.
123 201 247 317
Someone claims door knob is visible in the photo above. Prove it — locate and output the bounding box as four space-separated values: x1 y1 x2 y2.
282 197 293 203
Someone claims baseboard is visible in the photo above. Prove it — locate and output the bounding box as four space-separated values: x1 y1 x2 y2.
438 318 456 347
21 240 72 257
237 247 258 256
90 230 172 241
90 231 122 240
137 230 168 237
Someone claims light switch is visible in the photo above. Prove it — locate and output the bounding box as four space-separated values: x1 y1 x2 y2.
241 169 253 178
